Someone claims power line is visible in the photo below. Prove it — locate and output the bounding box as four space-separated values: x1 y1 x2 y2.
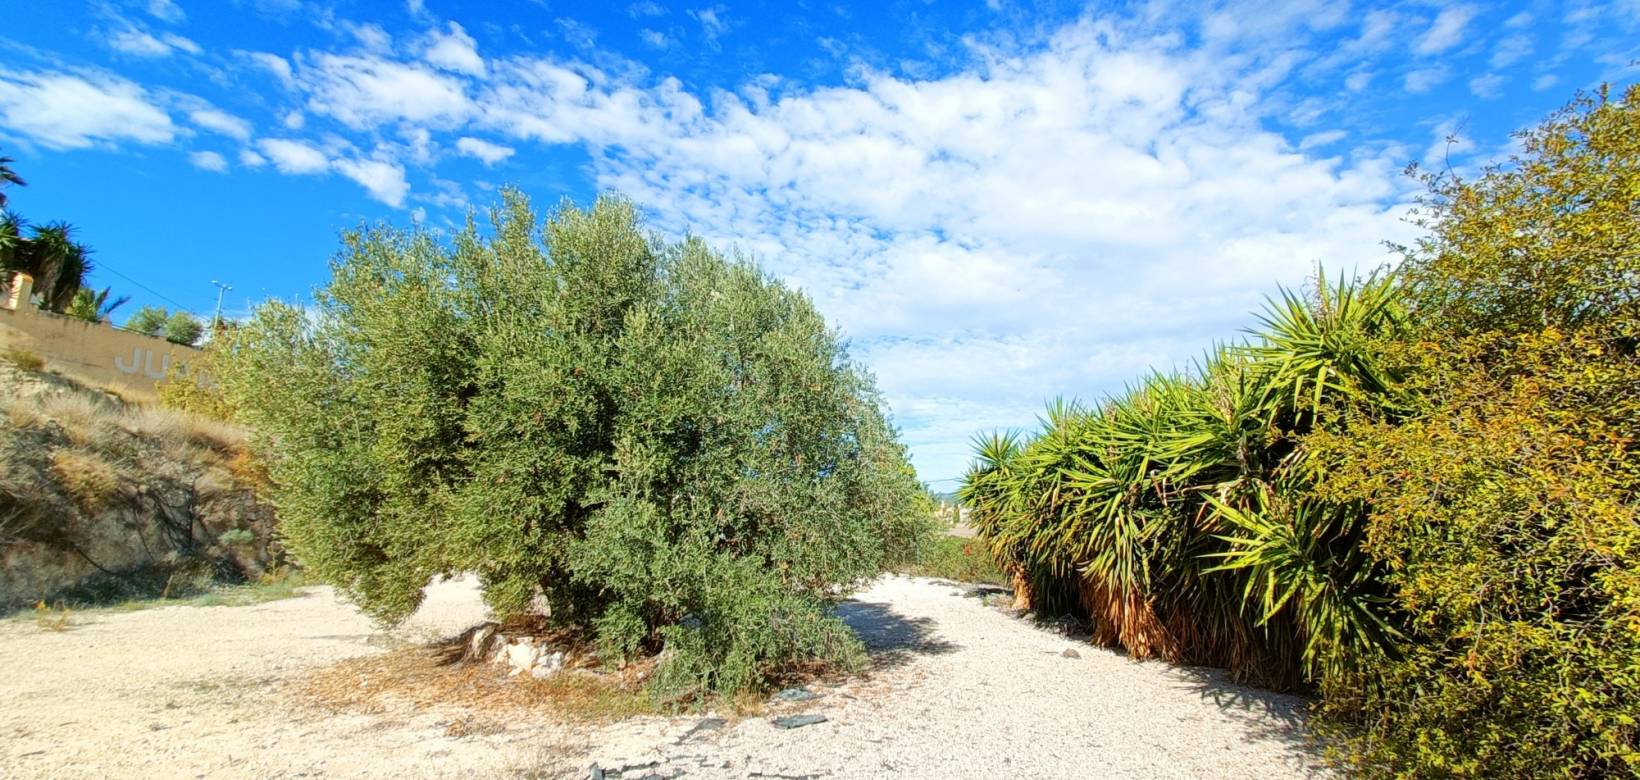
91 259 200 314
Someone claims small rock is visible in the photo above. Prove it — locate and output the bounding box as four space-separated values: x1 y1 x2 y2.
530 650 565 679
683 717 727 740
1061 648 1081 659
772 687 820 702
502 639 540 676
771 714 828 729
468 625 497 660
587 764 604 780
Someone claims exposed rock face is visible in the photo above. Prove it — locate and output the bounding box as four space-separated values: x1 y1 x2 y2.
0 364 281 610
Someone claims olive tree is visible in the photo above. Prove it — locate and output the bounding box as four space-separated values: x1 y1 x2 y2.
218 192 929 698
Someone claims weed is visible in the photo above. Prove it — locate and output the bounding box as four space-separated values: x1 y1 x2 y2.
3 348 44 372
33 600 71 631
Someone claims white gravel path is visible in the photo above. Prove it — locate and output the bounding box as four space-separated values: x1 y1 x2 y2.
0 576 1327 779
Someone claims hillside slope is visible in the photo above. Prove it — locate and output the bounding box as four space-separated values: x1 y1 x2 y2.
0 358 280 609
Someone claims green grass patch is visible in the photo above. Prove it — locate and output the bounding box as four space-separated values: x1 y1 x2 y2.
895 534 1007 586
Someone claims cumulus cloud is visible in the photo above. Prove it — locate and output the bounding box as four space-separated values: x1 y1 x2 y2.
455 136 515 165
425 22 486 76
189 150 228 171
0 70 174 149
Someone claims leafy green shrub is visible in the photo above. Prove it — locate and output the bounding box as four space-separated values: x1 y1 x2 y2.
897 533 1007 586
1304 85 1640 777
125 305 167 336
162 311 204 346
216 192 925 701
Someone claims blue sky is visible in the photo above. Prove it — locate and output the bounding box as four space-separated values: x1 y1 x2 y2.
1 0 1636 483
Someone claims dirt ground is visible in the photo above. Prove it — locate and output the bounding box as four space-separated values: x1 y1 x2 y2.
0 576 1328 779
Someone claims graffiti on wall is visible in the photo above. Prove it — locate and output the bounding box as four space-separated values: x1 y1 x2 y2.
113 346 172 380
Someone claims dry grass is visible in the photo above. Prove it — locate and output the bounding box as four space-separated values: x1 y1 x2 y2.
123 406 246 459
3 348 44 372
299 643 658 725
38 393 124 452
47 449 124 513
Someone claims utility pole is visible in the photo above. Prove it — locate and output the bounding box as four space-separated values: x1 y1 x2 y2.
210 280 232 329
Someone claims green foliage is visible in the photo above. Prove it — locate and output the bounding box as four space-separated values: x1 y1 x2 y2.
125 305 168 336
0 219 91 312
1303 84 1640 778
216 191 925 700
162 311 204 346
961 85 1640 776
895 533 1008 586
0 147 23 209
63 286 130 324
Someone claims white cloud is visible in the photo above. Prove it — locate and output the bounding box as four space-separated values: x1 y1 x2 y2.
244 52 294 85
283 110 305 129
0 70 174 149
147 0 185 22
1532 73 1559 91
1299 130 1347 149
189 108 253 140
1344 71 1372 91
239 148 268 167
455 136 515 165
639 29 673 49
1405 66 1449 93
164 34 202 54
628 1 666 18
1469 73 1505 99
425 22 486 76
189 150 228 171
334 157 409 206
689 5 728 41
298 53 472 129
1416 5 1477 54
256 137 329 173
107 25 201 57
1490 33 1533 68
108 29 170 57
349 23 393 53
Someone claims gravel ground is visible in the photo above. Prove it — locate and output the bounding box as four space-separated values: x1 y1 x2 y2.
0 576 1327 779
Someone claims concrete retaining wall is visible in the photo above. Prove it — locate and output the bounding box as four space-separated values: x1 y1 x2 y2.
1 275 200 402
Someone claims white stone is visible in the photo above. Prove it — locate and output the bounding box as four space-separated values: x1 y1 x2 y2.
502 639 539 676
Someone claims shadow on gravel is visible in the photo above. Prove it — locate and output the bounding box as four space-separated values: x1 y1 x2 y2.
1170 666 1324 760
835 600 958 670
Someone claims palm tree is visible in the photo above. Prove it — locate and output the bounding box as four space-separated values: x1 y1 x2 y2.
64 286 130 324
0 150 23 209
0 212 21 270
12 221 92 312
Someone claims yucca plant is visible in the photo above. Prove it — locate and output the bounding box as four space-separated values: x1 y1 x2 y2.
963 267 1409 690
